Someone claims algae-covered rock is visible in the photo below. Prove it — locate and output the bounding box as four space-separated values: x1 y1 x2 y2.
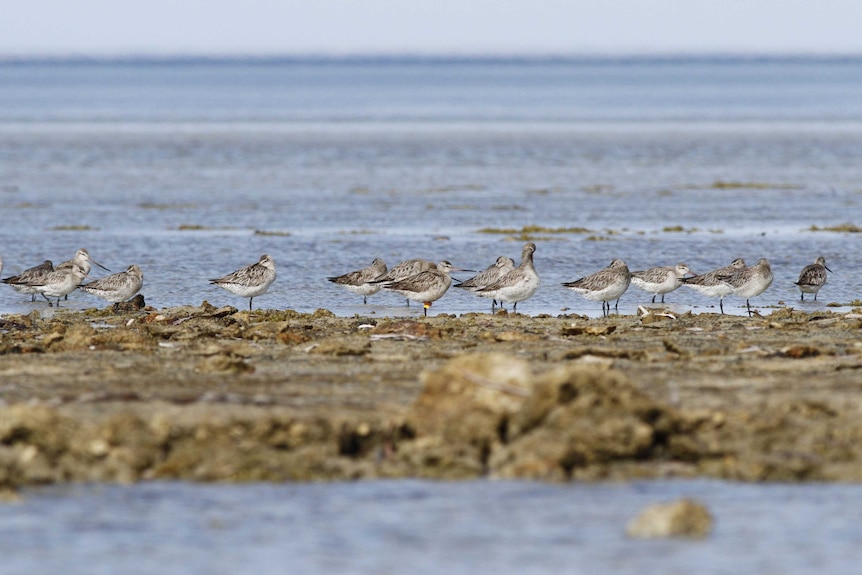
491 366 677 480
373 319 442 339
309 336 371 356
626 498 713 539
406 353 532 447
195 354 255 374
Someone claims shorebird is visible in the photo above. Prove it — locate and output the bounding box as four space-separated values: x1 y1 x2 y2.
210 254 276 311
327 258 387 304
630 263 693 303
455 255 515 309
378 261 469 316
563 258 631 316
15 264 89 307
56 248 111 300
795 256 831 301
2 260 54 301
476 243 540 312
371 258 436 306
728 258 774 316
682 258 746 314
79 265 144 306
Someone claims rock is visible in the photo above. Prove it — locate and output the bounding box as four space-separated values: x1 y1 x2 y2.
626 498 713 539
494 331 541 342
195 354 254 374
276 330 312 345
308 337 370 356
0 487 21 503
406 353 532 448
781 345 822 358
562 324 616 336
56 324 98 350
114 294 146 313
372 319 441 339
491 366 677 480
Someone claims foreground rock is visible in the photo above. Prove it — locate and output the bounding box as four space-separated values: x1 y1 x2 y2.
626 499 713 539
1 304 862 487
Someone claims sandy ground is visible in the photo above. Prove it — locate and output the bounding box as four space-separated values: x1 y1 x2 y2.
1 301 862 489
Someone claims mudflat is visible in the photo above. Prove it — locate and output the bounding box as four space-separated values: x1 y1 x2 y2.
1 302 861 490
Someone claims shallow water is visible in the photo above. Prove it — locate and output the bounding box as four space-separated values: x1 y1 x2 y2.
2 479 861 575
1 58 861 318
0 123 860 318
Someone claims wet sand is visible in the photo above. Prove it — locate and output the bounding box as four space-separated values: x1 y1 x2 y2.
1 301 862 489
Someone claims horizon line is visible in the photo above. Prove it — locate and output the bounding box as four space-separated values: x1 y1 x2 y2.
2 50 862 64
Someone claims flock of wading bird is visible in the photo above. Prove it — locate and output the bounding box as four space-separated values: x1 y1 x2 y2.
0 244 832 317
327 243 831 317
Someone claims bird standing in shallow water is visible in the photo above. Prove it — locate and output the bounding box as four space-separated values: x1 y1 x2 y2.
56 248 111 301
16 264 89 307
728 258 774 316
476 243 540 313
795 256 831 301
79 265 144 307
682 258 746 314
379 261 470 316
630 263 692 303
2 260 54 301
371 258 436 306
456 255 516 310
327 258 387 304
562 258 631 316
210 254 276 311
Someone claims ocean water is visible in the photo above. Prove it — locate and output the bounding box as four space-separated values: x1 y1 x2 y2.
2 57 862 573
1 57 861 317
2 480 862 575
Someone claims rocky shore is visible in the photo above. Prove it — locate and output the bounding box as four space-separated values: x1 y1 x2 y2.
1 302 862 489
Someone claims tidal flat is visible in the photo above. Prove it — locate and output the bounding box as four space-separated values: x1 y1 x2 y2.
1 303 862 491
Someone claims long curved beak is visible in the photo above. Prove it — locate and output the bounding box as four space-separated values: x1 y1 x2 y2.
825 265 833 273
92 259 111 272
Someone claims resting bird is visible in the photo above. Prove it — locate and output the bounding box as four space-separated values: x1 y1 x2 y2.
476 243 540 313
210 254 276 310
682 258 746 314
2 260 54 301
79 265 144 307
455 255 515 309
562 258 631 316
327 258 387 304
378 261 470 316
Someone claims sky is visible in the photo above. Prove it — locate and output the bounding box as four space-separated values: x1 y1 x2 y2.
2 0 862 56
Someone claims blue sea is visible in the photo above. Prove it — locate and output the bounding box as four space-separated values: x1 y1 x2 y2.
2 56 862 573
1 56 861 316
